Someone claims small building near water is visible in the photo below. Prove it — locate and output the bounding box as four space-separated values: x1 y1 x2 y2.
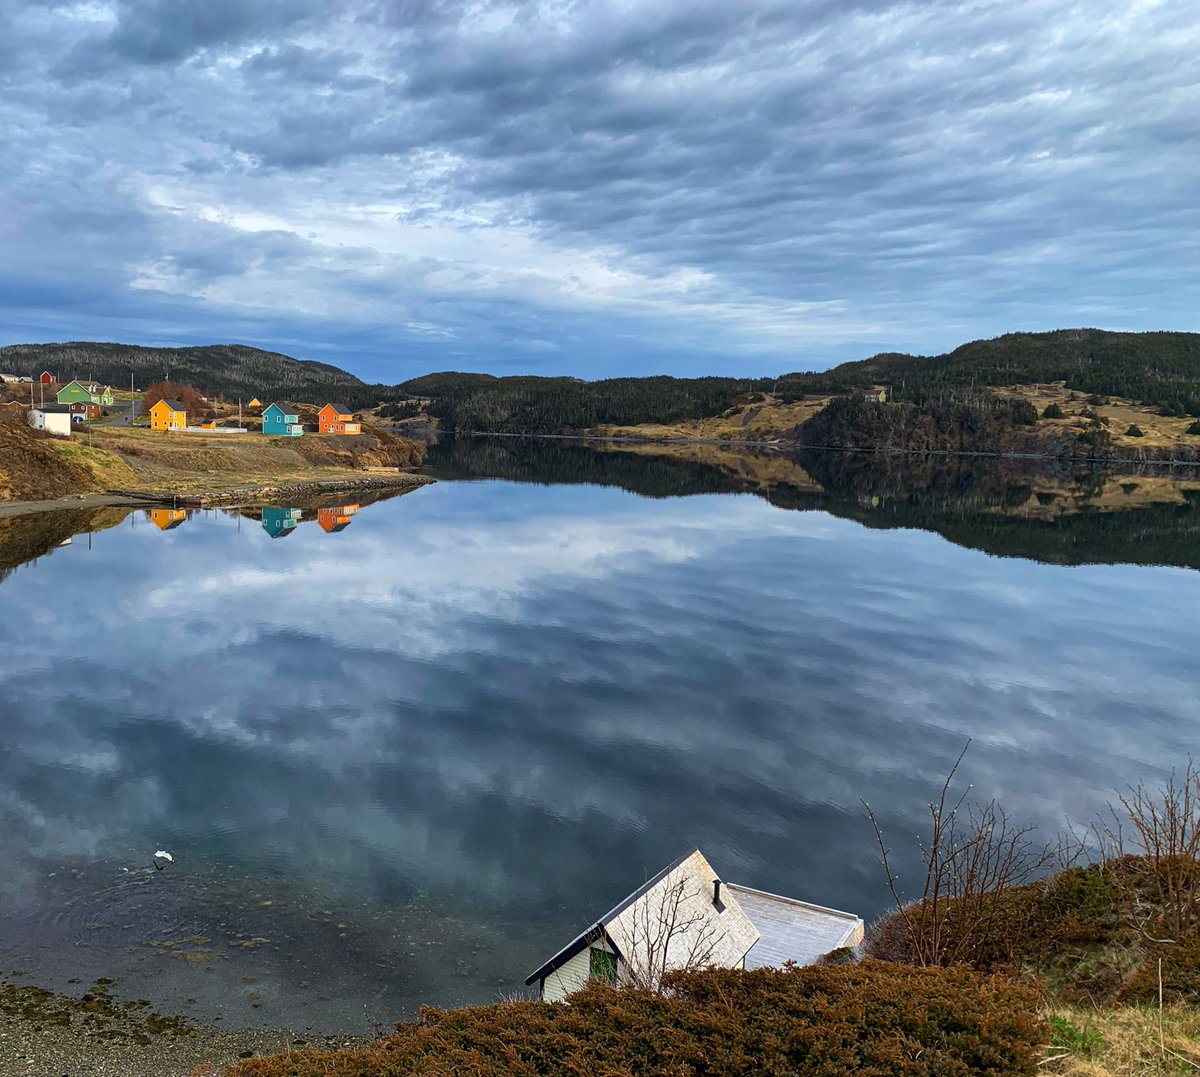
261 507 301 539
317 504 359 533
524 849 863 1003
150 508 187 531
263 402 304 437
149 399 187 431
318 403 362 435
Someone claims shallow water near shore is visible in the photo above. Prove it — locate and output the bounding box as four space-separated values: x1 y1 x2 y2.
2 442 1200 1032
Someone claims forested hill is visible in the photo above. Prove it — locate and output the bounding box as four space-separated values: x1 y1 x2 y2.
393 329 1200 434
0 342 361 398
776 329 1200 414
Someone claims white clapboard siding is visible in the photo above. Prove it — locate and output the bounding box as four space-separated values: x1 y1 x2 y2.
542 948 593 1003
726 884 864 969
605 850 760 981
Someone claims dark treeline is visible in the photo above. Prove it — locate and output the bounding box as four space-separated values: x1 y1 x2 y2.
421 437 1200 571
0 342 361 399
395 374 770 433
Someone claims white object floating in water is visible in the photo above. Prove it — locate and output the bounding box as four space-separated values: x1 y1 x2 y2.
153 850 174 871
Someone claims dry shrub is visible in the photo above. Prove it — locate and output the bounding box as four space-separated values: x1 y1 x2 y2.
1120 926 1200 1005
224 961 1044 1077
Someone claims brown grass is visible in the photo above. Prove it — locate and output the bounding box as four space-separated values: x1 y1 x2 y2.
995 382 1200 450
592 394 833 442
1044 1005 1200 1076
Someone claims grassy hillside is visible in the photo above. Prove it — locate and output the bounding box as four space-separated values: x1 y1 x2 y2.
0 342 361 399
0 412 102 501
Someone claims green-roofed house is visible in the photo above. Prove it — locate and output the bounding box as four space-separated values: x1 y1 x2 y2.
262 402 304 436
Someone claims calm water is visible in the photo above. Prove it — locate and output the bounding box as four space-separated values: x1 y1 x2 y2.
1 440 1199 1031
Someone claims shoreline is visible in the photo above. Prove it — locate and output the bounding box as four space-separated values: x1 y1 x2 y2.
447 429 1200 468
0 472 434 519
0 976 362 1077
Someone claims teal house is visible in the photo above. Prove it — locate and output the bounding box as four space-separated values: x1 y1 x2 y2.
262 402 304 436
261 507 301 539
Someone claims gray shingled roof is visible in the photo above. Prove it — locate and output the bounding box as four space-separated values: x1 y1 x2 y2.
159 399 185 411
267 402 300 417
324 402 353 416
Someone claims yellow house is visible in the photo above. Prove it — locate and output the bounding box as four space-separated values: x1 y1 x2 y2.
149 398 186 430
150 508 187 531
248 398 263 408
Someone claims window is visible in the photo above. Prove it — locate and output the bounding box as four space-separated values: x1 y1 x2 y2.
589 947 617 984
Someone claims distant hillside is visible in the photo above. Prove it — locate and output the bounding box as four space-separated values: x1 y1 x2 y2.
0 342 362 399
777 329 1200 415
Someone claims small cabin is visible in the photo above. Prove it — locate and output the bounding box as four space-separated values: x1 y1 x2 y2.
29 406 72 436
525 849 863 1003
263 402 304 437
317 504 359 533
150 508 187 531
317 403 362 435
68 401 102 421
247 397 263 408
149 399 187 431
862 386 889 403
261 507 301 538
40 371 55 384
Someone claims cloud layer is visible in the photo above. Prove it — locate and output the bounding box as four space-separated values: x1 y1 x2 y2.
3 0 1197 378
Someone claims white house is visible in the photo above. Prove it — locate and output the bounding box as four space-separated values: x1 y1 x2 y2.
29 406 72 436
0 373 21 383
525 849 864 1002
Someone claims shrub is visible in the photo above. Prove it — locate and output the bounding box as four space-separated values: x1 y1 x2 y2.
1188 421 1200 436
225 962 1045 1077
1043 403 1065 419
1120 926 1200 1005
1125 425 1145 437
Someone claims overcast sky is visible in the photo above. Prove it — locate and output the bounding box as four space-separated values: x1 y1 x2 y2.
2 1 1197 381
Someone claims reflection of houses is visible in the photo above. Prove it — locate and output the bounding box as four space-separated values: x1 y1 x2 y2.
317 504 359 533
862 385 889 403
318 403 362 435
263 402 304 437
57 380 114 407
149 399 187 431
525 849 864 1003
261 507 301 538
29 406 72 436
150 508 187 531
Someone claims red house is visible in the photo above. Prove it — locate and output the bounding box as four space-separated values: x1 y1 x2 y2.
317 403 362 435
40 371 55 384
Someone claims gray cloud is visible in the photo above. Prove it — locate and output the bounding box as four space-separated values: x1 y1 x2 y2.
1 0 1197 378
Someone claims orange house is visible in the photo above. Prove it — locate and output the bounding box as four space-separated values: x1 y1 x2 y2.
318 403 361 435
149 398 187 430
318 504 359 533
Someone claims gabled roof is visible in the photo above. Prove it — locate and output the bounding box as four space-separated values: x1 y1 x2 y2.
322 402 353 416
154 398 185 412
265 401 301 418
524 849 759 987
725 884 864 969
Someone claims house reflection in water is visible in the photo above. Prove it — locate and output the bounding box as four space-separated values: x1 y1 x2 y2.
149 508 187 531
261 507 301 539
317 504 359 534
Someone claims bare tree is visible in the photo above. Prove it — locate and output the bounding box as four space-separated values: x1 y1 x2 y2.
614 873 723 993
1100 759 1200 942
864 740 1054 967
